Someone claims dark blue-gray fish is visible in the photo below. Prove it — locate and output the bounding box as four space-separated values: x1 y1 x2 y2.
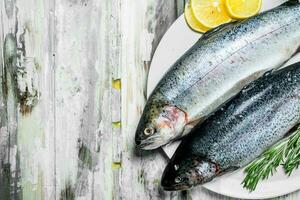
135 0 300 150
161 62 300 191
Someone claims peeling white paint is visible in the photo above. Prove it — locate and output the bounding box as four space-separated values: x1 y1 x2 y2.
140 30 155 61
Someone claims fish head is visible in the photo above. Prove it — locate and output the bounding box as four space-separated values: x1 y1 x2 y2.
135 100 187 150
161 154 221 191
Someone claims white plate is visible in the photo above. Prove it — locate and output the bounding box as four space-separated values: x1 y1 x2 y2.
147 0 300 199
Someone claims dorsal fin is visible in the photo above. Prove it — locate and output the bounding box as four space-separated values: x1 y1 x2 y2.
201 21 238 40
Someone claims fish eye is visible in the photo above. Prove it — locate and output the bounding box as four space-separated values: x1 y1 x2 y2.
144 127 155 136
175 176 182 183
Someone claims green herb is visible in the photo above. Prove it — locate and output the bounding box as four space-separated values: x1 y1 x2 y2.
242 126 300 191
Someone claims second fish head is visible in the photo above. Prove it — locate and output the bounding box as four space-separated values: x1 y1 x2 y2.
161 154 221 191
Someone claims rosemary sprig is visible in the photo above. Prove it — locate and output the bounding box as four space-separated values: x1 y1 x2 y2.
242 126 300 191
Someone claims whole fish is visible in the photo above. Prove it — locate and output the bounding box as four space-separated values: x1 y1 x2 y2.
135 0 300 150
161 62 300 191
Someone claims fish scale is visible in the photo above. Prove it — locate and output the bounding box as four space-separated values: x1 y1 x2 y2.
136 1 300 150
161 61 300 191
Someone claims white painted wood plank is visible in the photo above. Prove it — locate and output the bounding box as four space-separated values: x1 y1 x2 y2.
1 0 56 199
0 1 20 199
15 0 56 197
54 1 109 199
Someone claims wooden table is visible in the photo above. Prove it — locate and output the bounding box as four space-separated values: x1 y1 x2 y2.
0 0 299 199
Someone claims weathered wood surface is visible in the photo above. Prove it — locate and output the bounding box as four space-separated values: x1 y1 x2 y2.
0 0 299 199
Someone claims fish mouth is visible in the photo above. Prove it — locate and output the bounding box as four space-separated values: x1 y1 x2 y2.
162 184 191 191
136 136 168 150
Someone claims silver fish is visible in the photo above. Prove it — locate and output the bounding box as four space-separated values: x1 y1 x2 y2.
135 0 300 150
161 61 300 191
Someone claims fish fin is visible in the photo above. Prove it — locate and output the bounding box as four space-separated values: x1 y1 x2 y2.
201 21 238 40
182 119 202 136
284 122 300 137
283 0 300 6
275 60 300 75
219 166 239 176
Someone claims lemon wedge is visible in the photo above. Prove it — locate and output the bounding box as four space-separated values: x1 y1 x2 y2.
191 0 232 29
185 3 210 33
225 0 262 19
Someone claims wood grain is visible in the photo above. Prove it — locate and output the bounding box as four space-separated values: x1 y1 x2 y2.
0 0 299 199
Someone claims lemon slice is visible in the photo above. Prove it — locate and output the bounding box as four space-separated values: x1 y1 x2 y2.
185 3 210 33
191 0 232 29
226 0 262 19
